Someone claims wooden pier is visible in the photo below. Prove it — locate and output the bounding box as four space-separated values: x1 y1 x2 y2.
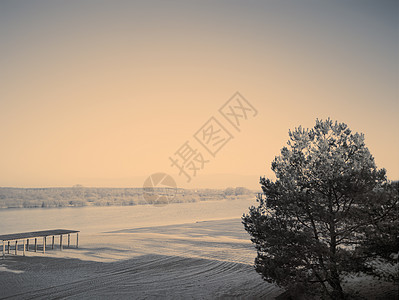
0 229 79 259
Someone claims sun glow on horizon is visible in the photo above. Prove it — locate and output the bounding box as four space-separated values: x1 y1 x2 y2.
0 0 398 188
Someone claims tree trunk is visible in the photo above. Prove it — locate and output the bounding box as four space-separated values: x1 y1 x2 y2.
328 193 346 299
328 266 345 299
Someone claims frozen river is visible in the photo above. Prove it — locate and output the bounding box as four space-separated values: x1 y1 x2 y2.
0 199 283 299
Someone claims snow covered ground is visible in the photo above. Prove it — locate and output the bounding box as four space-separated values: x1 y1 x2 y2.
0 198 284 299
0 198 397 299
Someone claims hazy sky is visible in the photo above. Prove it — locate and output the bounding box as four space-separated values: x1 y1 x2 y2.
1 0 398 189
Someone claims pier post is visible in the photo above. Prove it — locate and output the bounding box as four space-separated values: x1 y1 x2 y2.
0 231 80 256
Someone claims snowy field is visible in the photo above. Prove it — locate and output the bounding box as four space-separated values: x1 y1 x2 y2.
0 198 284 299
0 198 397 299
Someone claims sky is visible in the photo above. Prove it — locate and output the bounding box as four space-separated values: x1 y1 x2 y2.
0 0 398 189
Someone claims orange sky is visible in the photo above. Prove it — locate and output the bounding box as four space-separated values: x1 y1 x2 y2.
0 0 398 189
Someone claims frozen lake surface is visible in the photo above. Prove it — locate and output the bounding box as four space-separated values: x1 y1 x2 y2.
0 199 283 299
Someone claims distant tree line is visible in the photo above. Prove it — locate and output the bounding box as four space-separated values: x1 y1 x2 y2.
0 186 255 209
